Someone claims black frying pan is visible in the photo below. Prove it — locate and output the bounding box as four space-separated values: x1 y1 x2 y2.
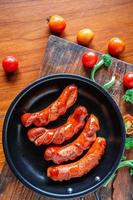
2 74 125 199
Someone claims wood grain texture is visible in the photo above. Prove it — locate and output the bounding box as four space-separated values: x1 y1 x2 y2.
0 0 133 199
1 35 133 200
41 36 133 200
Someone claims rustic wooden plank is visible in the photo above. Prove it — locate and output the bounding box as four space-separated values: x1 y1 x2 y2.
1 35 133 200
41 35 133 200
0 0 133 199
1 0 133 171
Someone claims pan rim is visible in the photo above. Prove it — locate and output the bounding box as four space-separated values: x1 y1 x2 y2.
2 73 125 198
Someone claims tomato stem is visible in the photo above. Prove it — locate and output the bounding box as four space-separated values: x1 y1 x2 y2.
46 16 51 22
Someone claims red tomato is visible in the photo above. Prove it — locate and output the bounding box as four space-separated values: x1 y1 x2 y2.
123 72 133 88
108 37 125 56
48 15 66 33
82 52 98 68
2 56 18 73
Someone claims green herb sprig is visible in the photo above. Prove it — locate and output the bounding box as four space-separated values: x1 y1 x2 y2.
90 54 115 90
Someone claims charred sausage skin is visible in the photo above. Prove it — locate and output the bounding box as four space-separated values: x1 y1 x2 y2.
44 114 99 163
47 137 106 181
21 85 78 127
27 106 88 145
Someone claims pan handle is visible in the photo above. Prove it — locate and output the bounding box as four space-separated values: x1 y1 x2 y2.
94 191 101 200
79 191 100 200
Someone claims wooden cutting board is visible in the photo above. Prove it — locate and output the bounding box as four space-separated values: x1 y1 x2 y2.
0 35 133 200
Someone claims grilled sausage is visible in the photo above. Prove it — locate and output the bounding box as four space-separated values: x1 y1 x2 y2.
27 106 88 145
21 85 78 127
47 137 106 181
44 114 99 164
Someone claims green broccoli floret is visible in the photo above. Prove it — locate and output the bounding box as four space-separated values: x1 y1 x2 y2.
123 89 133 103
90 54 114 90
101 54 112 67
125 137 133 150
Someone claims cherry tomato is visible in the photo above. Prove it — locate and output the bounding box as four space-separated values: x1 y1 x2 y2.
2 56 18 73
77 28 94 46
82 52 98 68
123 72 133 88
48 15 66 33
108 37 125 56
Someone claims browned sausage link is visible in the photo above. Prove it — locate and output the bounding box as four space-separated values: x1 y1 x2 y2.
27 106 88 145
44 114 99 164
47 137 106 181
21 85 78 127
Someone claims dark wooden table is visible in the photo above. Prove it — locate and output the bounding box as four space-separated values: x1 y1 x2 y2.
0 1 133 200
